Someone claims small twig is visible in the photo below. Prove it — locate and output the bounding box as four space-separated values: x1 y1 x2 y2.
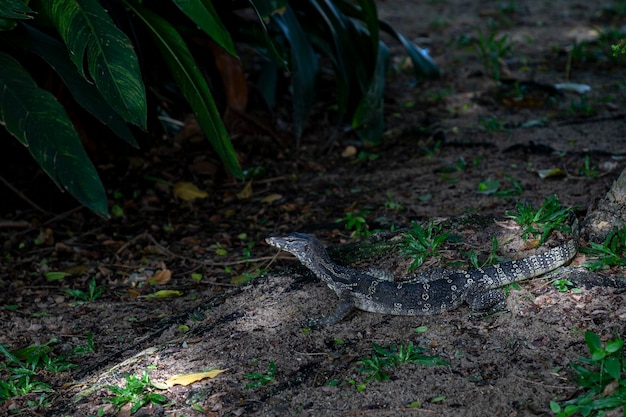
240 248 284 276
39 206 84 227
0 175 49 215
0 221 30 229
15 206 85 237
116 231 287 268
513 374 577 389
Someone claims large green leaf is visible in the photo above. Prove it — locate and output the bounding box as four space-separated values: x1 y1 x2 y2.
379 20 439 79
334 0 439 79
0 52 108 217
7 24 137 146
172 0 238 57
246 0 288 69
305 0 351 122
42 0 146 129
273 5 318 141
355 0 379 56
352 41 389 144
0 0 34 19
125 0 243 179
0 0 34 31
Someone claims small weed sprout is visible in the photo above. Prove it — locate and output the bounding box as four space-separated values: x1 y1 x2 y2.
578 155 599 178
474 28 514 81
568 97 595 117
244 361 276 389
0 334 94 404
467 235 501 269
384 193 404 211
506 195 575 244
0 339 80 403
402 221 451 271
358 342 449 382
550 331 626 417
336 211 371 238
580 226 626 271
357 151 380 161
420 140 442 159
480 115 508 132
612 39 626 56
477 175 523 198
552 279 581 293
105 371 167 413
64 277 104 302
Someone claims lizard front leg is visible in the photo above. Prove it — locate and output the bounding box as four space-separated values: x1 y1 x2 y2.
302 292 355 328
467 289 508 315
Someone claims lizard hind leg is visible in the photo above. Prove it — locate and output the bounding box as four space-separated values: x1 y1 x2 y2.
301 292 355 328
468 289 508 315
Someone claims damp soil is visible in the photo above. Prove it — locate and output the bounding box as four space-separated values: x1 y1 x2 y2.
2 0 626 416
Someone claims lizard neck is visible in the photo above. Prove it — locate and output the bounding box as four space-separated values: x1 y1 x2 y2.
298 247 362 291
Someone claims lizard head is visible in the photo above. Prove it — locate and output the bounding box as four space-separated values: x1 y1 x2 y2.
265 233 328 263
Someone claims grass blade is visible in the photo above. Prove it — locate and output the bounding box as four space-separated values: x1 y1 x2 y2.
273 5 318 141
172 0 237 57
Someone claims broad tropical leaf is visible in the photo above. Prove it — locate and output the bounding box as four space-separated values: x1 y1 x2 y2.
0 0 34 20
125 0 243 179
42 0 147 128
273 5 318 141
0 52 108 217
172 0 237 57
10 24 137 146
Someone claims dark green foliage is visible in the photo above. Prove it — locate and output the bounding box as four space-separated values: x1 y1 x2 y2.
0 337 92 403
0 0 241 216
105 371 167 413
551 331 626 417
0 0 437 216
402 221 451 271
283 0 439 144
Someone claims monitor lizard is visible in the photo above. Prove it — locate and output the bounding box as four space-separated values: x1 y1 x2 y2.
266 217 579 327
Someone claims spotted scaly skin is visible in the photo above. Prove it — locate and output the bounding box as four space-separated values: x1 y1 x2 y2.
266 218 579 327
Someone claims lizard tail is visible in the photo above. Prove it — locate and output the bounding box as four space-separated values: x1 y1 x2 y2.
471 216 579 288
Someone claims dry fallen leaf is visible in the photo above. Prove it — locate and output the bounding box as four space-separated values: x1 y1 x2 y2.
237 181 253 200
165 369 226 387
139 290 183 299
173 182 208 201
341 145 357 158
35 228 54 246
148 268 172 285
261 193 282 204
521 238 540 250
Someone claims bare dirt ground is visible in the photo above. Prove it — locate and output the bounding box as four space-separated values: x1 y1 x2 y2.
1 1 626 416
